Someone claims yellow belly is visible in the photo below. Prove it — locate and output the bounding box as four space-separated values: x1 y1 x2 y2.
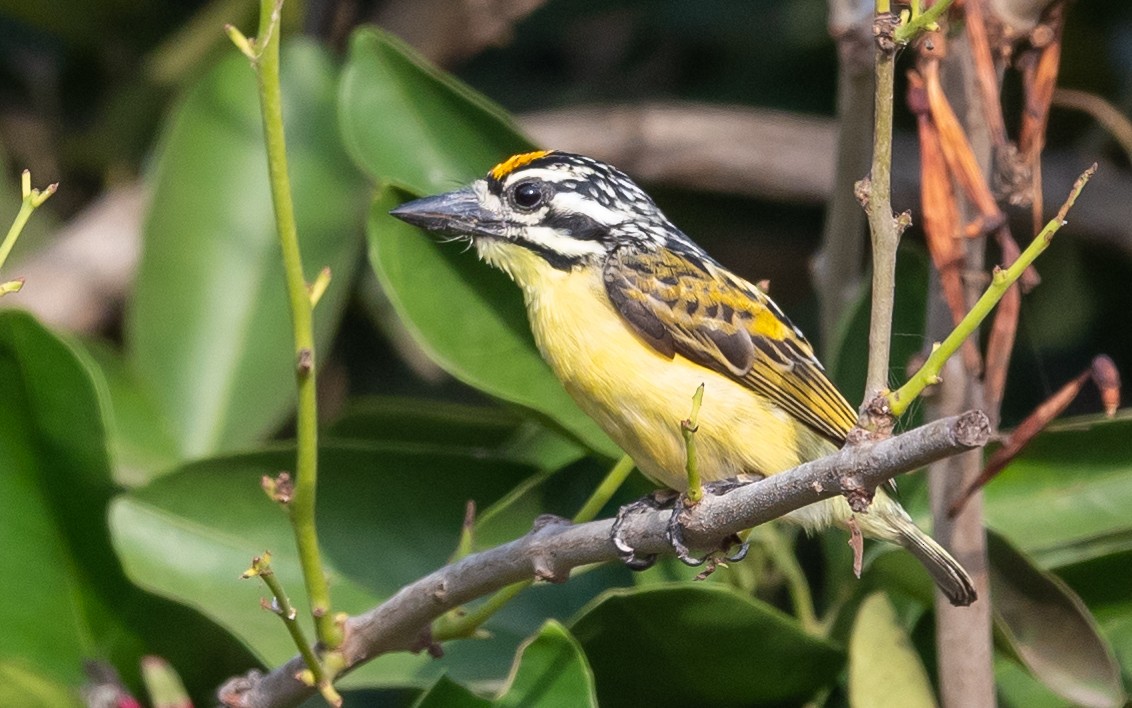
517 264 836 490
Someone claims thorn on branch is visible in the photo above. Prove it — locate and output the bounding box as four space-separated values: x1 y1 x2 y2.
847 516 864 578
308 266 332 308
296 348 313 375
0 278 25 296
262 472 294 504
854 176 871 208
873 12 900 53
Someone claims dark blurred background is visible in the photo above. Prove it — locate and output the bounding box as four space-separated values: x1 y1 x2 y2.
1 0 1130 426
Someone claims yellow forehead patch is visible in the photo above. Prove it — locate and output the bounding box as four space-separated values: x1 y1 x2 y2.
489 150 553 181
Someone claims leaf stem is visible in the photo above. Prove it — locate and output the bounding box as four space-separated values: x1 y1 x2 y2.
888 164 1096 415
242 0 340 650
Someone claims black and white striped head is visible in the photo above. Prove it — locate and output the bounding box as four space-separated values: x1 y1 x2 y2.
390 151 706 272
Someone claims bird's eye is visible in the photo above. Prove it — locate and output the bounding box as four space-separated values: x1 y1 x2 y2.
510 181 545 210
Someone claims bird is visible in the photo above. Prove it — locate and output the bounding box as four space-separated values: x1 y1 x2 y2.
390 150 976 607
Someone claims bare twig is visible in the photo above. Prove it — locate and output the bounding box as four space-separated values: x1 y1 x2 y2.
860 10 906 407
218 413 990 708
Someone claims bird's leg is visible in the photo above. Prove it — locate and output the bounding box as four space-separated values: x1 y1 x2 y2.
667 477 754 568
611 489 678 570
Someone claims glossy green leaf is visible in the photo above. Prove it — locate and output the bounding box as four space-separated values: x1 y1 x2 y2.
987 530 1125 708
982 414 1132 567
127 40 366 460
1055 549 1132 695
414 676 491 708
79 339 180 486
0 312 259 703
368 187 620 457
0 311 145 691
996 656 1075 708
338 26 619 457
327 396 587 472
108 443 623 688
571 584 843 707
0 661 81 708
338 27 531 194
849 592 936 708
495 620 597 708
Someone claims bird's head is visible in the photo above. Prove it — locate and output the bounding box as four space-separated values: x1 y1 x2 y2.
390 151 700 281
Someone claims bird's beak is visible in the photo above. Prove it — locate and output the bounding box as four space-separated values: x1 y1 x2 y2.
389 186 505 239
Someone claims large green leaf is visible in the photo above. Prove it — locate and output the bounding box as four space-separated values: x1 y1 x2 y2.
108 441 625 689
0 312 139 694
414 676 491 708
982 414 1132 567
338 27 530 194
80 340 180 486
127 39 365 460
327 396 587 472
849 592 937 708
495 621 597 707
571 584 843 707
987 530 1125 708
1056 548 1132 688
338 26 619 457
0 311 257 703
368 187 620 457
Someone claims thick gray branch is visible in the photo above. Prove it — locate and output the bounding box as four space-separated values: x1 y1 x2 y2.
219 411 990 708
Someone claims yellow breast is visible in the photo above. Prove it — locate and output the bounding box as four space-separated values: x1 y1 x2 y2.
510 257 835 490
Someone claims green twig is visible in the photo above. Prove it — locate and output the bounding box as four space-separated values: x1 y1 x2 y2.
1 170 57 294
243 554 342 707
751 526 820 635
433 454 637 641
894 0 955 44
682 384 705 503
573 454 636 524
233 0 341 652
888 164 1096 415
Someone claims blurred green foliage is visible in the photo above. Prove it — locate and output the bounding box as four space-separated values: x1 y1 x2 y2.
0 1 1131 706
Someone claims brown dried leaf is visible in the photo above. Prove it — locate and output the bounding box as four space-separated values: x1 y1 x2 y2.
951 368 1089 517
1091 355 1121 417
921 58 1005 237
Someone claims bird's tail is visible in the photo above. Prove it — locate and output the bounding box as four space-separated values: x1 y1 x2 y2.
785 490 977 606
894 518 977 606
860 494 977 607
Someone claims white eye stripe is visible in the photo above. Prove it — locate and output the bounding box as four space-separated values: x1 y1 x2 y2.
514 225 606 258
549 191 623 226
501 167 572 188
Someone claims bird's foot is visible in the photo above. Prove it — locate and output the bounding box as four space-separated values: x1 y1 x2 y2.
611 489 678 570
668 478 754 570
613 480 754 572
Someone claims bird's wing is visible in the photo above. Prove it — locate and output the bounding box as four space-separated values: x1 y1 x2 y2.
604 245 857 444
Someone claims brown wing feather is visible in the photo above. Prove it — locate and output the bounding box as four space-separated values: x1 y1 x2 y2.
604 246 857 444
